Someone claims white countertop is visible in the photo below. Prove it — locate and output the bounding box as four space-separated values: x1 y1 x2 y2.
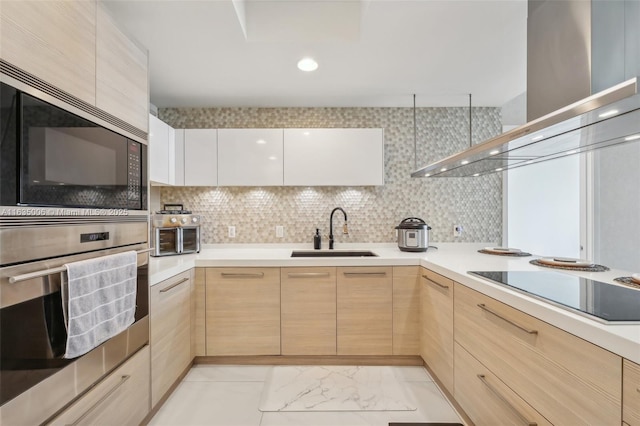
149 242 640 363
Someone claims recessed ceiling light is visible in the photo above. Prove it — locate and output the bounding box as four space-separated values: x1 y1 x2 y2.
532 135 545 141
256 139 266 144
625 134 640 141
598 109 618 118
297 57 318 72
489 150 500 155
461 160 469 165
440 167 447 172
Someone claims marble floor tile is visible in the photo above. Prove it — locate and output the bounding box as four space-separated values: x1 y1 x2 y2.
149 381 264 426
259 366 416 412
184 364 272 382
393 366 434 382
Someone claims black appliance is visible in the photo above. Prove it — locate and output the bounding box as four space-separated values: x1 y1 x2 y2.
0 81 147 210
469 270 640 324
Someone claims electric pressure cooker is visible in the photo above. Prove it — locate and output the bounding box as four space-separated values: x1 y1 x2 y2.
395 217 431 252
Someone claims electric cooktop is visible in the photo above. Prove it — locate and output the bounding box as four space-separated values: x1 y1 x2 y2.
469 270 640 324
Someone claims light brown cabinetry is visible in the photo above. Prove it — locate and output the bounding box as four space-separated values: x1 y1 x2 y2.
454 342 551 426
205 268 281 356
454 282 621 425
420 268 454 393
0 0 97 103
337 267 392 355
392 266 420 355
48 346 150 426
96 3 149 133
281 267 337 355
624 359 640 425
150 271 192 408
192 268 206 357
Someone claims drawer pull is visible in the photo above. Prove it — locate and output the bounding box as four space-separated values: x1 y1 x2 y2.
477 303 538 335
159 277 189 293
422 275 449 289
477 374 537 426
67 375 131 426
343 272 387 277
220 272 265 279
287 272 331 278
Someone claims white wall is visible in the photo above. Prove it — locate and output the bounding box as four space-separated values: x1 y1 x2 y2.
507 155 581 258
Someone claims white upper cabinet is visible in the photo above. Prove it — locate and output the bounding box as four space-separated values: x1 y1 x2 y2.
283 128 384 186
184 129 218 186
218 129 284 186
149 115 171 185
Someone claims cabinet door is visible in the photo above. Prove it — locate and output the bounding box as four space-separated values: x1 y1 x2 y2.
150 271 191 408
337 267 392 355
454 282 621 425
192 268 206 357
624 359 640 426
283 128 384 186
0 0 96 104
149 115 170 184
218 129 283 186
205 268 280 355
96 3 148 133
420 268 454 393
454 343 551 426
48 346 150 426
281 267 336 355
392 266 420 355
184 129 218 186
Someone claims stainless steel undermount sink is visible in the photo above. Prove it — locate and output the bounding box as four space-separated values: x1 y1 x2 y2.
291 250 378 258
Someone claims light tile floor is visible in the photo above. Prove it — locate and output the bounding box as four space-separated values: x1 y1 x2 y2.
149 365 463 426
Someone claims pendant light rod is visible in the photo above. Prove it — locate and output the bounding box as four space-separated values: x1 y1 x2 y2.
413 94 417 169
469 93 472 148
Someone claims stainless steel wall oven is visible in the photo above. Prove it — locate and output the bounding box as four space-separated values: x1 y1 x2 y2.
0 215 150 425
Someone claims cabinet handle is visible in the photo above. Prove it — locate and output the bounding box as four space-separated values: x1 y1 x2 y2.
422 275 449 289
287 272 330 278
343 272 387 277
67 375 131 426
477 303 538 335
159 277 189 293
477 374 537 426
220 272 265 279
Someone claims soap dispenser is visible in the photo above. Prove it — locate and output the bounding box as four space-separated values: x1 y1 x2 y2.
313 228 322 250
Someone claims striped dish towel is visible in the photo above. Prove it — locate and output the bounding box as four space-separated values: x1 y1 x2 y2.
62 251 137 359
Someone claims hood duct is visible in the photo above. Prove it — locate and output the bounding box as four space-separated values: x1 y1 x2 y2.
412 0 640 178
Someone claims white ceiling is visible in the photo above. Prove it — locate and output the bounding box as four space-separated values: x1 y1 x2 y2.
104 0 528 108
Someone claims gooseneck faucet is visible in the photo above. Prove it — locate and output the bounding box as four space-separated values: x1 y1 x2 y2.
329 207 348 250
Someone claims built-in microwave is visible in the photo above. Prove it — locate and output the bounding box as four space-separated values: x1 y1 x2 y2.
0 81 147 210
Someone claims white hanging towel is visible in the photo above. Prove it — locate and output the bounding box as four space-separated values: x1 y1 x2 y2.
62 251 137 358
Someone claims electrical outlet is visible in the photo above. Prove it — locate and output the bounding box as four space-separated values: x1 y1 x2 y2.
228 226 236 238
453 224 463 237
275 225 284 238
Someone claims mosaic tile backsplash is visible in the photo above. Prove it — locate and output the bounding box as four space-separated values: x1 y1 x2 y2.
159 107 503 245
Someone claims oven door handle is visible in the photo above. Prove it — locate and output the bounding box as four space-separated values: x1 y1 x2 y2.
8 248 154 284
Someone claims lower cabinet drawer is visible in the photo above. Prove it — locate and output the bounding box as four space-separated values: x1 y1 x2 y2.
454 283 621 425
624 359 640 426
48 345 150 425
454 342 551 426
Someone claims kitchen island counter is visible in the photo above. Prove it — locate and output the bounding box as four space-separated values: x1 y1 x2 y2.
149 243 640 363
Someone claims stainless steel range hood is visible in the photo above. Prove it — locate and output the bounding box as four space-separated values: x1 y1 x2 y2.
412 0 640 178
411 76 640 177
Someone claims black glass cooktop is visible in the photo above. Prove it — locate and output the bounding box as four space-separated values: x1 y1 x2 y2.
469 270 640 324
